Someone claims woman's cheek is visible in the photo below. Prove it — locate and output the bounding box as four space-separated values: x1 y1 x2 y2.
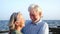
20 19 25 27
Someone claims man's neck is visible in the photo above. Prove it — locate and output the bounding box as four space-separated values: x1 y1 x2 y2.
33 18 41 23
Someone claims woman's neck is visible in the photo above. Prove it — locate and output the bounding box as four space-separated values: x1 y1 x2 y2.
15 26 22 32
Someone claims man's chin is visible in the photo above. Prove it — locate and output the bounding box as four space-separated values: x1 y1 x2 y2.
32 20 37 23
32 19 40 23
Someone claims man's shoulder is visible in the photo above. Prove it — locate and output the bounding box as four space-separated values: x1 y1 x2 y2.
41 20 48 26
21 20 32 32
41 20 49 28
25 20 32 25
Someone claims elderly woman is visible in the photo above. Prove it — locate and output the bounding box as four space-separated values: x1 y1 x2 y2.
8 12 25 34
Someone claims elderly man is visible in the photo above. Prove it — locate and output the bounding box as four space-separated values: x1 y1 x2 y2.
22 4 49 34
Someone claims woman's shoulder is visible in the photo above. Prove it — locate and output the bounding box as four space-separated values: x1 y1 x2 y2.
11 30 22 34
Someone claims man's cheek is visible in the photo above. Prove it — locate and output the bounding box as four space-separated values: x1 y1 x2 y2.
30 16 33 19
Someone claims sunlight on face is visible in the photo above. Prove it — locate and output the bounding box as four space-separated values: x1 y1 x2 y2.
16 13 25 28
30 9 40 22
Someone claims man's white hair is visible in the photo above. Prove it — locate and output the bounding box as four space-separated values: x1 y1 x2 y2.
28 4 42 12
28 4 43 17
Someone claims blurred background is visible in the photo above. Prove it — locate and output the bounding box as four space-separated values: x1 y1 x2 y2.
0 0 60 34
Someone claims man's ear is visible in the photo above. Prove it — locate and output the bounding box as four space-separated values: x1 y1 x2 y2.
39 12 41 16
39 12 43 17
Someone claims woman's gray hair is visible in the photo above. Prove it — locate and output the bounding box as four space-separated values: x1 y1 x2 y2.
8 12 20 34
9 12 17 30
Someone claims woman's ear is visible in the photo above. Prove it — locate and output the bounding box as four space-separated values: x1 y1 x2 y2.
15 21 19 26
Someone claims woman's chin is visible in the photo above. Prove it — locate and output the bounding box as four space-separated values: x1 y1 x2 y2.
22 25 25 28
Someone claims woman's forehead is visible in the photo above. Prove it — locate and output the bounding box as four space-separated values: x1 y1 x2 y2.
17 14 23 18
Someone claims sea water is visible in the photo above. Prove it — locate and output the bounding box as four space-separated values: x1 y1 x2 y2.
0 20 60 34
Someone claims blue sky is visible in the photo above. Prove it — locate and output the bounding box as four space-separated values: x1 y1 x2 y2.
0 0 60 20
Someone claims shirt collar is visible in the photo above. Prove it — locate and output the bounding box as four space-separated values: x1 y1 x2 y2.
31 19 42 25
35 19 42 25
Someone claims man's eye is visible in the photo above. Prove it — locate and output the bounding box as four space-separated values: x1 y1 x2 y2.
31 14 34 16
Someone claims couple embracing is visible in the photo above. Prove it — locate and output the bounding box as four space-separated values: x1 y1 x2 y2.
8 4 49 34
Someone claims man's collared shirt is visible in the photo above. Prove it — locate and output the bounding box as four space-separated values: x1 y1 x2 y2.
22 20 49 34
